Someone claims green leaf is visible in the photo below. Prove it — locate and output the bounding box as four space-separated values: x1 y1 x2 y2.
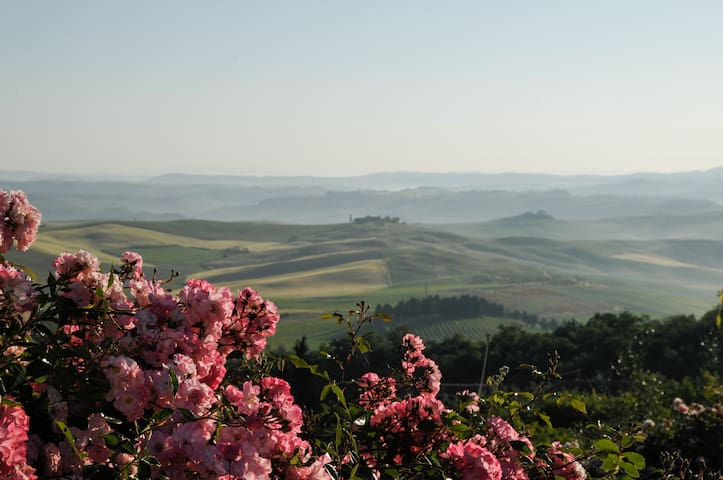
448 422 471 437
334 413 342 450
288 355 330 379
510 440 533 456
0 396 22 407
536 412 552 428
622 451 646 469
383 468 401 478
329 383 347 409
169 368 179 395
276 356 286 372
516 391 534 401
37 321 58 336
118 440 136 455
137 458 152 479
322 312 345 326
601 453 619 473
320 384 332 402
569 398 587 414
178 408 196 421
593 438 620 453
372 312 393 323
150 408 174 423
56 420 86 459
717 311 722 329
621 460 640 478
103 432 122 448
47 272 57 294
214 420 222 443
310 364 330 379
94 286 105 302
288 355 311 369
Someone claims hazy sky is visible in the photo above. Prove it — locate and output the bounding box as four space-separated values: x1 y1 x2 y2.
2 1 723 177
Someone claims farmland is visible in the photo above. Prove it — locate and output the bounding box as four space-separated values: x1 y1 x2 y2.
7 212 721 350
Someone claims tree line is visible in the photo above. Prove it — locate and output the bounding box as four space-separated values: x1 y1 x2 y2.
375 293 556 328
288 309 721 397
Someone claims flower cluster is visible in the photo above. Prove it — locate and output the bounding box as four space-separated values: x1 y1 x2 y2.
0 189 41 254
671 396 713 416
34 248 322 479
27 411 114 477
639 395 723 475
0 189 329 480
354 334 587 480
355 335 476 473
441 414 541 479
445 435 503 480
354 334 447 467
0 263 35 319
142 374 319 479
0 400 36 480
547 442 587 480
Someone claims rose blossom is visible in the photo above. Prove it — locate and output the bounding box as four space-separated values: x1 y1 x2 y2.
0 263 36 314
445 437 502 480
0 189 41 253
0 400 37 480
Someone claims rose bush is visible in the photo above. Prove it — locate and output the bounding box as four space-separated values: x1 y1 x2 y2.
1 188 331 479
305 308 596 480
1 188 638 479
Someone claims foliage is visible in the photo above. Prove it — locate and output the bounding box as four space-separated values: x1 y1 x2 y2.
289 302 649 480
303 298 723 477
377 294 506 323
14 186 723 479
1 189 327 479
636 376 723 479
375 293 560 329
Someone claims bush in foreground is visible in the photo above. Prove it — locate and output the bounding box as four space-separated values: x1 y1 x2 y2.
0 187 649 479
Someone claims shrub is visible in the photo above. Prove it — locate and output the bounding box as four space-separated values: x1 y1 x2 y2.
1 188 643 479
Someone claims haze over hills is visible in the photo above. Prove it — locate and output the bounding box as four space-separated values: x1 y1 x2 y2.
147 168 723 196
2 168 722 223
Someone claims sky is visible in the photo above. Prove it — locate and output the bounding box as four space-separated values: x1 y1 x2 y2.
2 1 723 177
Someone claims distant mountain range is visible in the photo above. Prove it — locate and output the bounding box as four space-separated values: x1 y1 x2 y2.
2 168 722 223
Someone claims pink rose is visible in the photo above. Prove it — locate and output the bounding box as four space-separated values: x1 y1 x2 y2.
0 190 41 253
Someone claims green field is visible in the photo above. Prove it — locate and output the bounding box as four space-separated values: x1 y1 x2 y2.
6 217 720 349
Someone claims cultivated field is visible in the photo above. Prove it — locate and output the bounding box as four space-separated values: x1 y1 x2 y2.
7 215 721 349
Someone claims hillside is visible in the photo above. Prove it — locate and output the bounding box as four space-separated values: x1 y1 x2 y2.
6 218 720 348
439 210 723 240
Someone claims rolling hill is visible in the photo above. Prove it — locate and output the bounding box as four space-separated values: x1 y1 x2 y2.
5 168 723 223
5 216 720 349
